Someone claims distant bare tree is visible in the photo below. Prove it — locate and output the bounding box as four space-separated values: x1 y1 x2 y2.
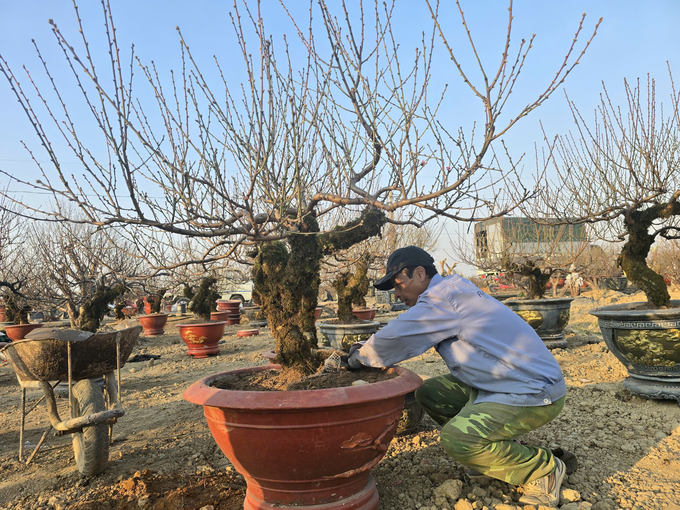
28 218 143 328
0 187 39 306
529 70 680 308
648 238 680 287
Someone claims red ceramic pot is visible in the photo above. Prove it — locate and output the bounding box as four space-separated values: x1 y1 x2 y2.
4 324 43 341
139 313 169 336
352 308 377 321
237 329 259 337
216 300 242 312
184 365 423 510
262 350 276 364
177 321 227 358
314 307 322 322
210 311 233 322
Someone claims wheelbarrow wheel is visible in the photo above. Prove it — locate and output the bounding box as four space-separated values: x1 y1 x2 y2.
71 379 109 476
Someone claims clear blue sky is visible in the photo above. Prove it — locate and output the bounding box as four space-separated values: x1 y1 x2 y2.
0 0 678 273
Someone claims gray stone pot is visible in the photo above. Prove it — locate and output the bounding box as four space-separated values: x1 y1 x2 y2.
503 297 574 349
599 276 628 291
590 301 680 405
317 320 380 351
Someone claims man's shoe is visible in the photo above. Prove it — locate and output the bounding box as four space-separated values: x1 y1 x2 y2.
466 468 490 480
518 457 566 507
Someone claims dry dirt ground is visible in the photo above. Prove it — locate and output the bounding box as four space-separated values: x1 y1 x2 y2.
1 288 680 510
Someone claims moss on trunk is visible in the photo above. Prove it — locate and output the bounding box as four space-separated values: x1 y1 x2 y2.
334 253 373 322
147 289 167 314
253 214 321 371
78 284 126 333
5 295 30 325
253 208 386 372
186 278 220 321
619 208 671 308
507 260 551 299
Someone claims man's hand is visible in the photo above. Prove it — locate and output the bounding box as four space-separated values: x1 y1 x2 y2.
340 343 365 371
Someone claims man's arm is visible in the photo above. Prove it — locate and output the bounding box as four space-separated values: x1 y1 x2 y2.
346 298 459 369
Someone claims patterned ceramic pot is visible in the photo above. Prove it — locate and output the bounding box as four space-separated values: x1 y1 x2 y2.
590 301 680 404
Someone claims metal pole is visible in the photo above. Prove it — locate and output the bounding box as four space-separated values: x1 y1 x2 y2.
67 341 74 419
116 332 121 407
19 387 26 462
25 426 52 466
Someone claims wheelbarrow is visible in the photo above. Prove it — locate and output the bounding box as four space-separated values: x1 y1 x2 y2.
0 325 142 476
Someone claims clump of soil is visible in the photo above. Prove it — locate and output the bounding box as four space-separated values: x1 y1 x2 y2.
68 469 246 509
212 366 397 391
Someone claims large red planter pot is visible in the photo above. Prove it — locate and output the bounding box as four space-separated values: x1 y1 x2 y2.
184 365 423 510
352 308 377 321
177 321 227 358
138 313 169 336
4 324 43 341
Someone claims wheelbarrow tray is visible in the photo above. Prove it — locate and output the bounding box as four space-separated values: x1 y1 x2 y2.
1 326 142 383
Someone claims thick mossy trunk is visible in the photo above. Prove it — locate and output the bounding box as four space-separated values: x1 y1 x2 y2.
334 253 373 322
619 211 670 308
78 284 126 333
186 278 220 321
509 261 551 299
253 208 386 372
253 215 321 372
5 295 30 325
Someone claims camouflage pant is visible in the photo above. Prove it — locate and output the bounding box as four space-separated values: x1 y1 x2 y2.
415 373 565 485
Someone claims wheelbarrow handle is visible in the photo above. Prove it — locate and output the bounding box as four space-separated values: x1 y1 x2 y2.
39 380 124 432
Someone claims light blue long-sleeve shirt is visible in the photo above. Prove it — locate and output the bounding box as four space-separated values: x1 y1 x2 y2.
352 273 567 407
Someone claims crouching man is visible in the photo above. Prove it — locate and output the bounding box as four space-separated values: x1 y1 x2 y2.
343 246 567 507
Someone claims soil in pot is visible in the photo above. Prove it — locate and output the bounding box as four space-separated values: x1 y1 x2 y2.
212 366 397 391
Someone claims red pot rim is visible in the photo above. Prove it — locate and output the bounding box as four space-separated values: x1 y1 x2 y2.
139 313 169 318
177 321 227 328
183 365 422 411
5 324 43 331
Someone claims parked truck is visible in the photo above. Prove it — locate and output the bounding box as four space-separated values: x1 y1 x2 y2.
220 281 254 303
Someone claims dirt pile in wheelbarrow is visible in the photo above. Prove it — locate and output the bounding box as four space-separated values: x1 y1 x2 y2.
1 294 680 510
